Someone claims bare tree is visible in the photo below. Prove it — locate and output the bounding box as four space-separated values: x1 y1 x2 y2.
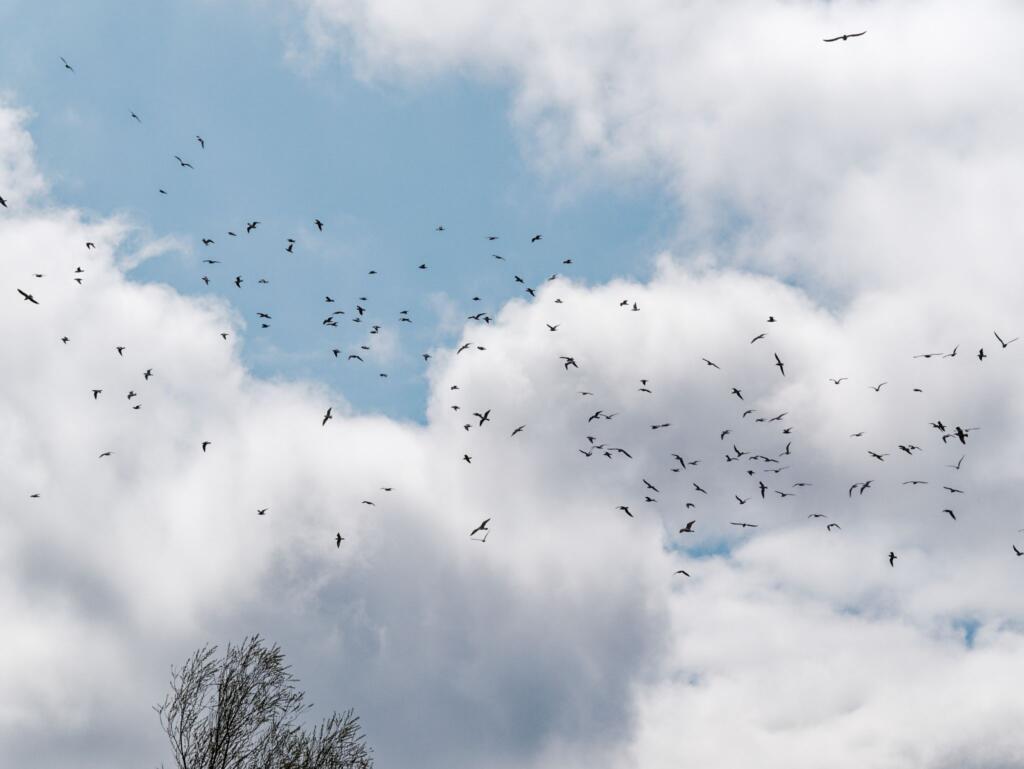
156 635 372 769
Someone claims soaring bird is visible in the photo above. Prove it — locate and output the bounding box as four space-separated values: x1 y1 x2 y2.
201 441 211 452
616 505 633 518
17 288 39 304
994 330 1019 349
531 234 542 242
823 31 866 42
470 518 490 537
60 56 74 72
322 407 333 426
174 155 194 169
888 551 897 567
773 353 785 376
314 218 324 231
678 520 696 533
335 533 344 548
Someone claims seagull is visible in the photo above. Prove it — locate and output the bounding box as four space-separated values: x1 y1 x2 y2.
201 441 211 452
322 407 333 426
888 551 897 567
60 56 74 72
174 155 194 169
826 523 841 531
829 377 848 385
616 505 633 518
314 218 324 231
257 508 267 516
750 333 766 344
196 135 205 148
994 331 1018 349
17 288 39 304
531 234 542 242
678 520 696 533
1014 545 1023 557
702 358 720 369
773 353 785 376
336 533 344 548
869 382 888 392
470 518 490 537
823 31 867 42
511 425 526 437
730 522 758 528
98 451 113 458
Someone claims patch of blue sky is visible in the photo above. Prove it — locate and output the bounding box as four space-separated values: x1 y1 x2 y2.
0 0 677 422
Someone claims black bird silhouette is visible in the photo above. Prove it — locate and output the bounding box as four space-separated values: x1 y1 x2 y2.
888 551 897 567
977 348 987 361
731 387 743 400
201 441 211 452
531 234 542 242
174 155 194 169
314 218 324 231
336 533 344 548
196 135 205 148
827 523 841 531
829 377 848 385
942 509 957 520
730 521 758 528
616 505 633 518
60 56 74 72
994 331 1018 349
257 508 267 515
473 409 491 426
470 518 490 537
246 221 260 233
750 333 766 343
17 288 39 304
511 425 525 437
773 353 785 376
869 382 887 392
674 569 691 577
322 407 333 426
0 194 6 207
130 111 141 122
1014 545 1023 557
143 368 153 380
702 358 720 369
678 520 696 533
824 31 866 42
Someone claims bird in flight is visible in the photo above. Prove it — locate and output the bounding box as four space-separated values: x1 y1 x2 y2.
315 218 324 231
17 288 39 304
322 407 333 426
511 425 525 437
730 521 758 528
335 533 344 548
470 518 490 538
994 331 1018 348
201 441 211 452
174 155 194 169
774 353 785 376
823 31 866 42
678 520 696 533
60 56 75 72
888 551 897 567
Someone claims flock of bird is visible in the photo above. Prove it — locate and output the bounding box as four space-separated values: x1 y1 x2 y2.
8 44 1024 581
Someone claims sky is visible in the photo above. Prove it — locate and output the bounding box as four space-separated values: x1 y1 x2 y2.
2 1 1024 768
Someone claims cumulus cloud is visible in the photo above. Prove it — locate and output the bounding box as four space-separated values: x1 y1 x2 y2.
304 0 1024 298
4 2 1024 768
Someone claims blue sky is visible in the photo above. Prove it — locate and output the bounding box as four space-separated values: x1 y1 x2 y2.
0 0 675 421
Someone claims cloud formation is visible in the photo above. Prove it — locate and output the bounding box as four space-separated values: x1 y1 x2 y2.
4 1 1024 767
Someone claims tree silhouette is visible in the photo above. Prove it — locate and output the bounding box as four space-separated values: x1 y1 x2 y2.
156 635 372 769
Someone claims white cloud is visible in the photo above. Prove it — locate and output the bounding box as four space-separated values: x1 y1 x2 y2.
5 1 1024 767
